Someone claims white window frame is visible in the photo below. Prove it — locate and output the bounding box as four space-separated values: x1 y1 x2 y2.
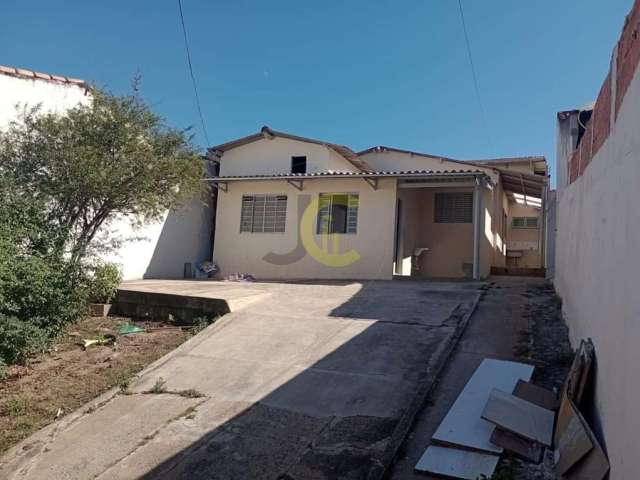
316 193 359 234
240 194 287 233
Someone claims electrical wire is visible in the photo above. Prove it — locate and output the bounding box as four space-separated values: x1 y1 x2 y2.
178 0 210 146
457 0 494 154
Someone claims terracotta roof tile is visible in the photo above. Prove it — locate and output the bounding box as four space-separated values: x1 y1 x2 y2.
0 64 88 89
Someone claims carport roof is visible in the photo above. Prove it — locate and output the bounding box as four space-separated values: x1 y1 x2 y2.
499 169 547 197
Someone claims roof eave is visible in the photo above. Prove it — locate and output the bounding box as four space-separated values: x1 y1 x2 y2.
205 170 490 182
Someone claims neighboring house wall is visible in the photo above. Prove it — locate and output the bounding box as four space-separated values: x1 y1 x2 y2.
0 71 90 128
544 189 557 278
102 196 214 280
0 67 212 281
506 203 541 268
491 182 509 269
555 3 640 477
219 136 359 176
213 178 397 280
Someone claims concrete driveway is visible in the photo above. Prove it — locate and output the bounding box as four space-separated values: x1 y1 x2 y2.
0 280 482 480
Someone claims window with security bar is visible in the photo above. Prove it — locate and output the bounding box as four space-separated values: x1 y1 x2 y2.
317 193 359 234
434 192 473 223
512 216 539 229
240 195 287 233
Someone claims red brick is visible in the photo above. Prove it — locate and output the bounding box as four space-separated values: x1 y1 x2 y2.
616 0 640 117
579 123 594 173
591 72 612 157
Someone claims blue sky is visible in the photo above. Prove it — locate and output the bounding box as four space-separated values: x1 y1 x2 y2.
2 1 633 185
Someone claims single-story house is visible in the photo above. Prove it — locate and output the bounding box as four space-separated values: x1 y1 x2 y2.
208 126 549 280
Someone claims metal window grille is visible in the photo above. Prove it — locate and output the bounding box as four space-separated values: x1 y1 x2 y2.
512 216 539 229
240 195 287 233
317 193 359 234
434 192 473 223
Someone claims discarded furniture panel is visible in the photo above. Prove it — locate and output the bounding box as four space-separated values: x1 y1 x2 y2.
554 395 593 475
414 445 499 479
490 428 543 463
565 339 594 406
431 358 534 453
564 427 609 480
554 393 609 480
482 388 554 446
513 379 559 411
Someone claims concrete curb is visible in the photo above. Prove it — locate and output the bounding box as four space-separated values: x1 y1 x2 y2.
368 290 484 480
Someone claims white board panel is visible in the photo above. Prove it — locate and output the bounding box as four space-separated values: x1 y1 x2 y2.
432 358 534 453
415 446 499 479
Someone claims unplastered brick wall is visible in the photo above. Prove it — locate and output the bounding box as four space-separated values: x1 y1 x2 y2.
568 0 640 183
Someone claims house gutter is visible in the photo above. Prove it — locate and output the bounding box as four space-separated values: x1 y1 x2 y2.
204 172 489 181
472 177 483 280
205 172 491 194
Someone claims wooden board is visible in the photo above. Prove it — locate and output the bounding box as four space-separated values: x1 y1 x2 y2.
481 388 554 446
432 359 534 453
563 402 609 480
490 428 543 463
554 397 593 474
554 392 573 446
513 379 559 411
564 340 594 406
414 446 499 479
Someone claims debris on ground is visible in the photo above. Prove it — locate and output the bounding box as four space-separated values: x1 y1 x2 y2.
0 316 189 454
553 339 609 480
80 334 116 350
415 445 499 479
481 388 554 447
415 359 534 479
225 272 256 282
198 260 218 277
513 379 560 411
413 333 608 480
118 324 146 335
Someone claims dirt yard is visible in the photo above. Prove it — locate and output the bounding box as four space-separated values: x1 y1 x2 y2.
0 317 192 454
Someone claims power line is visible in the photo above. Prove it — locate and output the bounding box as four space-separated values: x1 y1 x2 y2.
178 0 210 146
457 0 494 153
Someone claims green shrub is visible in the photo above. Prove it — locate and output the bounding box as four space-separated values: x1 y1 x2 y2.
189 316 218 335
0 179 88 366
0 358 7 381
0 315 49 365
87 263 122 304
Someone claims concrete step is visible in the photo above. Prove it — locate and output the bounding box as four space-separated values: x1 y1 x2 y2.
112 289 231 324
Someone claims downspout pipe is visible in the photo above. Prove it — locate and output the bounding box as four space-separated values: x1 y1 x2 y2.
472 176 483 280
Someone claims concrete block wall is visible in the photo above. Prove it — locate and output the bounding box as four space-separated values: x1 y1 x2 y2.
555 1 640 478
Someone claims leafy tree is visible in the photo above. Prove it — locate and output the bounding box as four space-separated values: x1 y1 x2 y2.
0 87 206 369
0 88 206 266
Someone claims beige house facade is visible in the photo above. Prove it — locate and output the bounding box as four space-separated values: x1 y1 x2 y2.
209 127 547 281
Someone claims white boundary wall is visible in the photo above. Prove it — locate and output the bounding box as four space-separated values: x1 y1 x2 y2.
554 59 640 479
